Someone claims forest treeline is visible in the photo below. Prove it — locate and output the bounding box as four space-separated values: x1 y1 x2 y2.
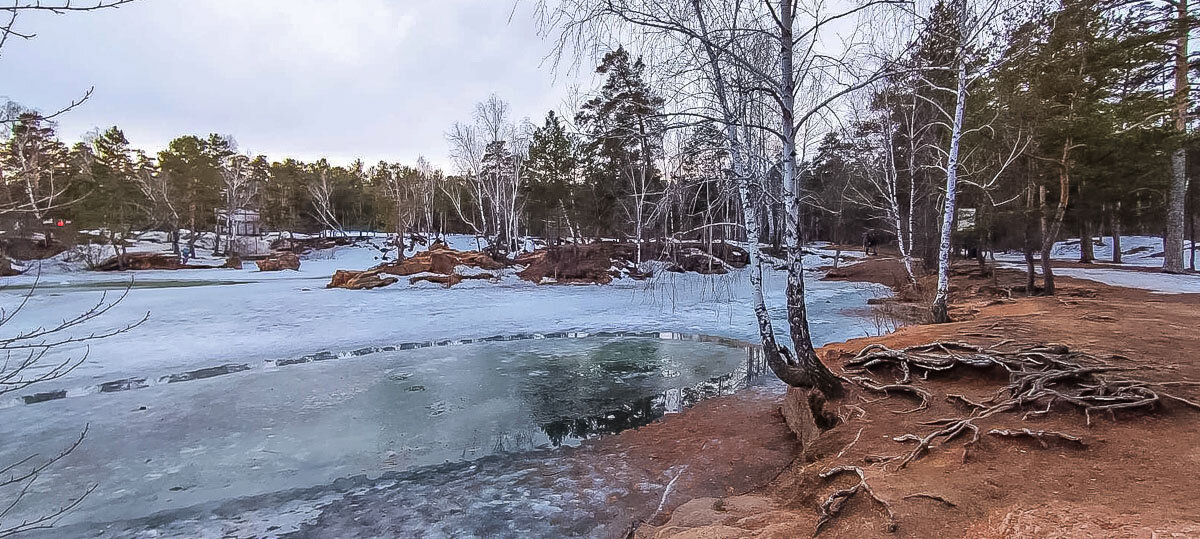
0 47 735 259
2 0 1196 280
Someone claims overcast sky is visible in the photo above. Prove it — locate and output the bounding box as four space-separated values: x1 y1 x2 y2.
0 0 592 169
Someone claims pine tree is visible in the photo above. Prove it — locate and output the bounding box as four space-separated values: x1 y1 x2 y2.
576 47 666 248
523 110 578 240
159 135 225 249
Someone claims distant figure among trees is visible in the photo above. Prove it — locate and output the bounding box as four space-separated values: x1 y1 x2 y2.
862 231 878 256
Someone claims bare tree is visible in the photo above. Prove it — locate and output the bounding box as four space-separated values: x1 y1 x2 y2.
0 112 76 240
446 95 529 253
414 156 437 236
445 120 489 239
921 0 1024 321
216 154 256 256
0 2 144 535
1 2 133 126
540 0 910 397
0 276 145 536
845 85 920 287
374 162 421 256
306 168 343 237
129 164 181 255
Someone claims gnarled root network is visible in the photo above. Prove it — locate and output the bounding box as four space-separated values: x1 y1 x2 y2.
843 341 1199 467
815 465 896 536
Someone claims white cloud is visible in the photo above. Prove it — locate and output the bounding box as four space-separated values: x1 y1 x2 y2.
0 0 589 169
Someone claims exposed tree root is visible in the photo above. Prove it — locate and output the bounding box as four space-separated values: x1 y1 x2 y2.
843 341 1197 468
902 493 957 507
892 418 980 468
815 466 896 536
987 428 1087 449
850 376 931 414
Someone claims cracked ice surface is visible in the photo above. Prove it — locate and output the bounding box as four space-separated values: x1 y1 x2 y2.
1 238 884 398
0 239 888 538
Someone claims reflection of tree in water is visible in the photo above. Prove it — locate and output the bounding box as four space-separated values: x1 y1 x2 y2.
537 345 770 446
517 340 667 435
592 340 663 375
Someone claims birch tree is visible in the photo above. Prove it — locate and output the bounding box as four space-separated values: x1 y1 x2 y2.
846 86 921 286
541 0 909 397
446 95 529 253
415 156 437 236
0 112 74 237
307 164 344 237
919 0 1025 322
217 153 256 256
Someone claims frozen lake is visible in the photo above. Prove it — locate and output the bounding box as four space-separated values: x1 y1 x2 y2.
4 334 766 535
1 241 889 537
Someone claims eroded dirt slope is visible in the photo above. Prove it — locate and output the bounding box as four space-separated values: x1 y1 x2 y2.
631 258 1200 538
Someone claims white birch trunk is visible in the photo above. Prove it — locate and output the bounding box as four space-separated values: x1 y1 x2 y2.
931 60 968 323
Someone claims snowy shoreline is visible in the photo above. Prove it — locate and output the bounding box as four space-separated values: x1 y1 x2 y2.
0 236 889 397
994 235 1200 294
7 330 758 409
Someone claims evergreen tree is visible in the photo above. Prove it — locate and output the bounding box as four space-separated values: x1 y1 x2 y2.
576 47 666 244
158 135 225 241
523 110 578 239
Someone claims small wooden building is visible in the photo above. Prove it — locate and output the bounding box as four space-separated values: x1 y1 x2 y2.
215 209 262 237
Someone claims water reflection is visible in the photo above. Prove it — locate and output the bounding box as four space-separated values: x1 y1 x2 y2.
13 334 772 537
535 344 769 446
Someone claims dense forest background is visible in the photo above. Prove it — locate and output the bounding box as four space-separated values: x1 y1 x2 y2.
2 0 1197 274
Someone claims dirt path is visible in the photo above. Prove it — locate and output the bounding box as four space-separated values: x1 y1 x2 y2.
620 256 1200 538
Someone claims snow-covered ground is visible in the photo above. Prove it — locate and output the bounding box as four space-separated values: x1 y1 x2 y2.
1030 266 1200 294
996 236 1200 294
1 235 883 400
1045 235 1195 267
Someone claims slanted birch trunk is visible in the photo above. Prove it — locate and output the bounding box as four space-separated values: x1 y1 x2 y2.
777 0 844 395
931 60 968 323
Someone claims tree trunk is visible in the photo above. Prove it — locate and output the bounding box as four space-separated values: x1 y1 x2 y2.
1039 185 1056 295
1185 196 1195 268
1040 137 1075 295
1166 149 1189 273
1080 221 1094 263
1111 205 1122 264
1190 206 1196 270
1024 184 1037 294
1164 0 1190 273
931 59 968 324
692 2 824 395
778 0 843 396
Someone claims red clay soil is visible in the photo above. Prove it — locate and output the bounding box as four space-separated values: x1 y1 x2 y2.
516 243 647 284
92 252 228 271
560 386 802 536
375 241 506 276
254 252 300 271
516 241 748 284
607 256 1200 538
327 242 505 289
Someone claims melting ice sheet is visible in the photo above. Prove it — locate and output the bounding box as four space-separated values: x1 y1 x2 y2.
10 335 771 537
